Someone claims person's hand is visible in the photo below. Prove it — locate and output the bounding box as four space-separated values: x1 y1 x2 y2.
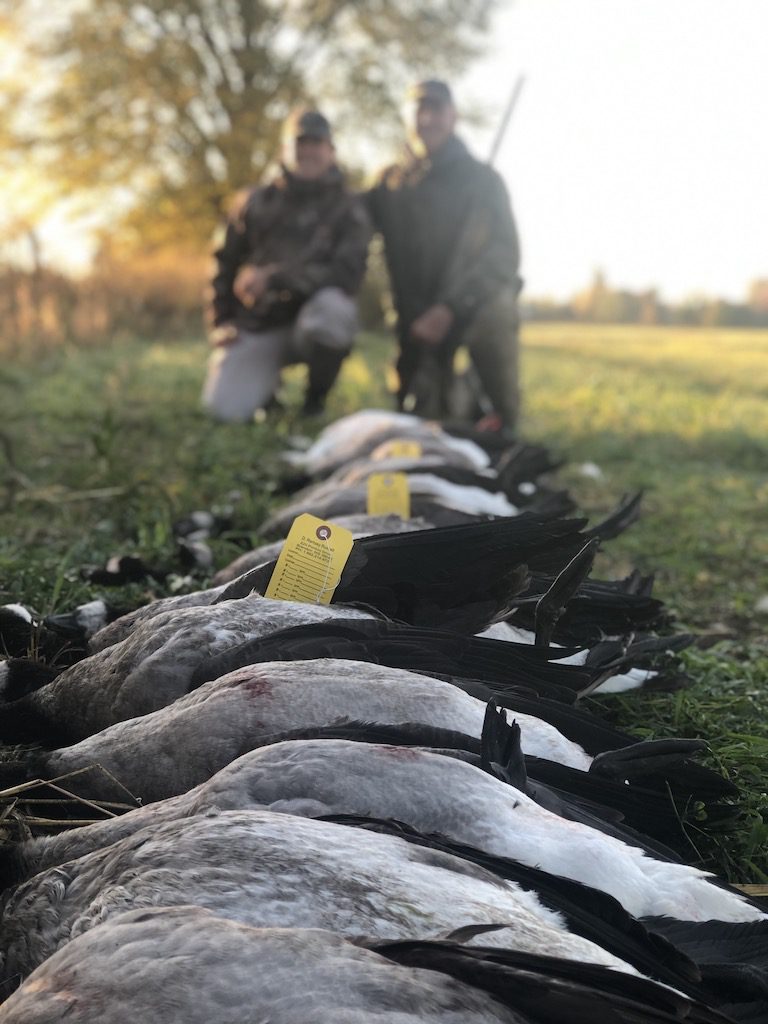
209 323 238 347
410 303 454 346
233 263 277 308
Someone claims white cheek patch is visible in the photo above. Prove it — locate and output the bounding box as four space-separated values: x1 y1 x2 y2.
592 668 657 694
75 600 109 638
2 604 34 624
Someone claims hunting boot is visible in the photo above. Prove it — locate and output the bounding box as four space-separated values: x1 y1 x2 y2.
303 342 347 415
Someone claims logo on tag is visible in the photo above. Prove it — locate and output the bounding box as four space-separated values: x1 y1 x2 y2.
265 514 354 604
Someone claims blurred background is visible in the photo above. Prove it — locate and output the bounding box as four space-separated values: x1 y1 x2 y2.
1 0 766 352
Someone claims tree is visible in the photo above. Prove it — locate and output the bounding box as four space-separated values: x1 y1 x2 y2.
1 0 496 248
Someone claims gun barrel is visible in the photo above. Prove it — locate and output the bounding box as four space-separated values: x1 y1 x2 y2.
488 75 526 166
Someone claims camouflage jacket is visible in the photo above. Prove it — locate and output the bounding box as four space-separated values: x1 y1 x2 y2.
367 135 521 333
209 166 371 330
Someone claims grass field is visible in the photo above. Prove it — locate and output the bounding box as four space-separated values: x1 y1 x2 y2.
1 322 766 880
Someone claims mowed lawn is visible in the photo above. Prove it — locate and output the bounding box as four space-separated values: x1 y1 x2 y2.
1 322 766 880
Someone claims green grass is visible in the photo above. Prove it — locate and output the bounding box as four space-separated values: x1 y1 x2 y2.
1 323 766 880
516 324 768 882
521 324 768 633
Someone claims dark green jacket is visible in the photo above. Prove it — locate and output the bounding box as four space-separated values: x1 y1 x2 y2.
367 135 521 333
210 166 371 330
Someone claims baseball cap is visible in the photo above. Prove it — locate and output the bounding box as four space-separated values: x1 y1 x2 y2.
408 80 454 105
291 109 333 142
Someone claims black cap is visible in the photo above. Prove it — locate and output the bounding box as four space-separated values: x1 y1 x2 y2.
290 109 333 142
409 80 454 105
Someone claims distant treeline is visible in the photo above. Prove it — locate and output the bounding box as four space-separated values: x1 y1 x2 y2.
2 258 768 356
523 271 768 327
0 248 208 355
0 240 389 355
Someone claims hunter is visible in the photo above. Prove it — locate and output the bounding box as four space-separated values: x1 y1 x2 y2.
203 109 371 421
368 80 522 429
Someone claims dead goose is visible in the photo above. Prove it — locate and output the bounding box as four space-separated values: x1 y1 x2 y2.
77 517 599 681
0 604 376 745
188 617 727 798
210 512 432 586
180 619 737 833
0 723 645 885
0 605 69 664
86 515 596 664
260 515 597 624
0 602 121 668
40 518 427 657
0 675 737 876
0 908 527 1024
208 738 762 924
263 467 521 528
0 714 712 884
0 660 596 806
0 708 679 879
0 909 733 1024
282 409 492 478
2 734 759 927
311 450 572 513
13 739 733 1014
284 423 570 511
259 481 503 533
0 809 644 991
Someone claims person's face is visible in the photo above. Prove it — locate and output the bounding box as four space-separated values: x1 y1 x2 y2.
292 137 336 180
412 98 456 156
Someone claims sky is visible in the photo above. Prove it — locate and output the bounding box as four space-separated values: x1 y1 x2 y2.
6 0 768 302
459 0 768 301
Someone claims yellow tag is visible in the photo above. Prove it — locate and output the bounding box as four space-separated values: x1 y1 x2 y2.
264 514 354 604
367 472 411 519
373 439 423 460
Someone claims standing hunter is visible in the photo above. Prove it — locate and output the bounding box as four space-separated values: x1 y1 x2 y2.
368 80 522 430
203 109 371 421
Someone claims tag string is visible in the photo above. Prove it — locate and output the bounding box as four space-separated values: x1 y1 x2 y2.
317 541 338 603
